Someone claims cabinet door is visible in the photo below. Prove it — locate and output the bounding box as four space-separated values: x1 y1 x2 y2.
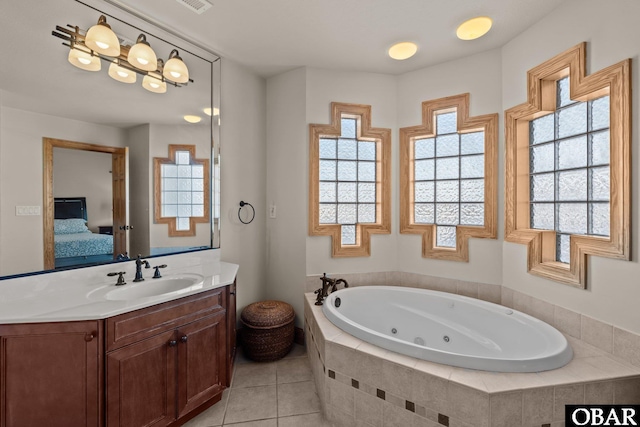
106 330 177 427
0 321 101 427
176 311 226 418
226 282 237 387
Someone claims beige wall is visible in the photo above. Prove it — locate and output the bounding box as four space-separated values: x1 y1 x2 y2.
500 0 640 334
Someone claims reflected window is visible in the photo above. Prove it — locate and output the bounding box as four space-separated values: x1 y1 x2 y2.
154 144 210 236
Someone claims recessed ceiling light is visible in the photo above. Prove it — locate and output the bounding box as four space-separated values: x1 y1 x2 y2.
456 16 493 40
388 42 418 61
184 115 202 123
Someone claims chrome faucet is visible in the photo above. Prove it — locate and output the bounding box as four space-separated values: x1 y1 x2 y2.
133 254 150 282
314 273 349 305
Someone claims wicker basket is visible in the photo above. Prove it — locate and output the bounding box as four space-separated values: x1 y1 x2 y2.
240 300 295 362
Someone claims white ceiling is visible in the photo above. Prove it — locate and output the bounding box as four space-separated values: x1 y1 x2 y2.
115 0 566 77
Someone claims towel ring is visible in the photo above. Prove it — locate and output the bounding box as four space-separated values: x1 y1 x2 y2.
238 201 255 224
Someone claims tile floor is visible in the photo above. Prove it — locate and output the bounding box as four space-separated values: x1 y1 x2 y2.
184 344 332 427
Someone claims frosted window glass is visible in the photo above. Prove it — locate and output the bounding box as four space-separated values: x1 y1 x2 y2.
436 226 456 248
192 165 204 178
320 138 336 159
319 204 336 224
358 162 376 182
460 179 484 202
178 165 191 178
461 132 484 155
414 181 434 203
557 102 587 139
537 185 557 213
337 161 357 181
337 182 357 202
435 203 459 225
530 143 554 173
558 135 587 170
341 118 356 138
557 234 570 264
436 134 459 157
337 204 357 224
192 192 204 204
530 114 555 145
319 182 336 203
192 205 204 217
436 157 459 180
341 225 356 245
163 164 178 177
178 205 192 217
320 160 336 180
358 183 376 203
338 139 357 160
177 217 190 231
358 204 376 223
358 141 376 161
415 138 435 159
531 203 554 230
590 202 610 236
590 131 610 166
164 178 178 191
163 192 177 204
162 204 177 217
557 77 573 108
414 203 434 223
178 178 191 191
415 159 435 181
435 180 459 203
590 96 610 131
436 112 457 134
192 179 204 191
590 167 610 201
558 169 587 201
178 192 192 204
558 203 587 234
176 151 190 165
461 155 484 179
460 203 484 226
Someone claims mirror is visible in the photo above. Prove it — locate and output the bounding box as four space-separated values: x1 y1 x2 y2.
0 0 221 278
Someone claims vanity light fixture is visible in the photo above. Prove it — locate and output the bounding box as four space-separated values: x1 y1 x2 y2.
456 16 493 40
388 42 418 60
52 20 193 93
84 15 120 57
183 115 202 123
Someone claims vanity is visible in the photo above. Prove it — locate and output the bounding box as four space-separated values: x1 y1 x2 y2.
0 252 237 427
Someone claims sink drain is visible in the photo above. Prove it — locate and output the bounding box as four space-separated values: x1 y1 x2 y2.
443 335 450 343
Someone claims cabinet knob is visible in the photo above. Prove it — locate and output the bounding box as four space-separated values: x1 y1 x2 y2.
84 331 96 342
180 335 188 343
168 340 177 347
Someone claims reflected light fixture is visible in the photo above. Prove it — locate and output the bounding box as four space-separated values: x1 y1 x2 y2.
388 42 418 60
108 61 136 83
203 107 220 116
68 48 101 71
128 34 158 71
84 15 120 57
163 49 189 83
184 115 202 123
142 74 167 93
456 16 493 40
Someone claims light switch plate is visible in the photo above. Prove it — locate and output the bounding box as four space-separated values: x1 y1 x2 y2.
16 206 41 216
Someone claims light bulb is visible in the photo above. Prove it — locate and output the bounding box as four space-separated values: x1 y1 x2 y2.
163 49 189 83
127 34 157 72
84 15 120 57
108 62 136 83
142 74 166 93
68 48 101 71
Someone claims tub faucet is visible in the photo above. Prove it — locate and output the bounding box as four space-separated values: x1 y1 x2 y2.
133 254 150 282
314 273 348 305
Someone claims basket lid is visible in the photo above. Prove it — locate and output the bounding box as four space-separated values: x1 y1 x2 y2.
241 300 295 329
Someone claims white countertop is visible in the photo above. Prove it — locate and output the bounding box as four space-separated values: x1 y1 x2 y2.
0 250 238 324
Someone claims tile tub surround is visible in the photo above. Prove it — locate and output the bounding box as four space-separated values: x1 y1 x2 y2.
304 294 640 427
306 272 640 371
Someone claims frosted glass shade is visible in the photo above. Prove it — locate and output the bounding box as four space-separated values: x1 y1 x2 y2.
84 16 120 57
142 75 166 93
388 42 418 60
128 35 157 71
183 115 202 123
163 50 189 83
68 48 101 71
108 62 136 83
456 17 493 40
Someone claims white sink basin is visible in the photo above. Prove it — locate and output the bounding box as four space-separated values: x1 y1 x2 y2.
104 274 205 301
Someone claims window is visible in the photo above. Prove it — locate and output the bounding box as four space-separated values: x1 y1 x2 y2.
505 42 631 287
154 144 210 237
400 93 498 261
309 103 391 257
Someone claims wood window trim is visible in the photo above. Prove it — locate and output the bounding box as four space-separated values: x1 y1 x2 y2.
154 144 210 237
504 42 631 287
399 93 498 262
309 102 391 257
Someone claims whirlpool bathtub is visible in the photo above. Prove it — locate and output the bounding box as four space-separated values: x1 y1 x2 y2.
322 286 573 372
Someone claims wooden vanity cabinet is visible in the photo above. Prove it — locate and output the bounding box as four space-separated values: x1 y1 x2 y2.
0 320 102 427
105 286 230 427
